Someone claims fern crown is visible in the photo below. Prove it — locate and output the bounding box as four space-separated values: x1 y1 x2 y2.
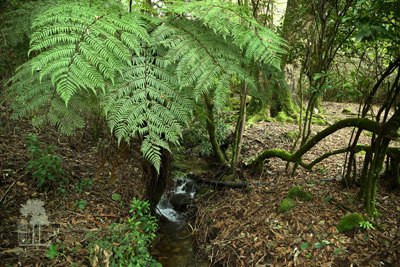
6 1 284 172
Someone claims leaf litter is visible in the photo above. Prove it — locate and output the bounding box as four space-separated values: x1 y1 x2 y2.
191 102 400 267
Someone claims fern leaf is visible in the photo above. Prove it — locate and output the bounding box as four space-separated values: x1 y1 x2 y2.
105 49 190 173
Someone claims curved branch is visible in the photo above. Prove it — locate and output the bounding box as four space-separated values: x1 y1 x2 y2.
252 118 381 172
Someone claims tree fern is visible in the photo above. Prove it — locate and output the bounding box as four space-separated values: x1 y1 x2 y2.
5 1 285 173
105 46 190 171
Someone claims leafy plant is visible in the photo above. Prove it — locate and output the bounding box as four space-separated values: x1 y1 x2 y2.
72 200 87 211
87 198 160 267
300 242 310 250
45 244 59 259
359 221 375 231
6 0 284 173
74 178 93 193
314 240 330 249
25 134 64 190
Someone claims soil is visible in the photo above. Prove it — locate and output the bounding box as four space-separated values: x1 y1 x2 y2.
0 101 399 267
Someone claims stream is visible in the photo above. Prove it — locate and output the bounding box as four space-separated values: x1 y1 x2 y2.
151 177 210 267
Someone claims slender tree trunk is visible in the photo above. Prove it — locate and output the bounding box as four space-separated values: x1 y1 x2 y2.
231 83 247 169
204 92 228 165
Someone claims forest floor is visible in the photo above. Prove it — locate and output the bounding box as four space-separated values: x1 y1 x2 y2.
191 102 400 267
0 101 399 267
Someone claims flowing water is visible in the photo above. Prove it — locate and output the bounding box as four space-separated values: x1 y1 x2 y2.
151 177 210 267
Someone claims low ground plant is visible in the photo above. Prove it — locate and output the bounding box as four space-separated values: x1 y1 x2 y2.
87 198 161 267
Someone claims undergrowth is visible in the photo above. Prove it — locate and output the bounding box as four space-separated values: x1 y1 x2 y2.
86 198 161 267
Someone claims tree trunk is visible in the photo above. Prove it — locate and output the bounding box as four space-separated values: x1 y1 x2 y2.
204 92 228 165
231 83 247 169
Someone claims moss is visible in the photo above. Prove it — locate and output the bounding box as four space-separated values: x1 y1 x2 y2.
287 186 312 202
342 108 352 114
247 113 266 124
286 117 294 123
364 131 373 137
356 150 366 156
284 130 299 139
336 213 364 233
278 198 297 213
313 119 326 126
197 187 210 196
275 112 287 123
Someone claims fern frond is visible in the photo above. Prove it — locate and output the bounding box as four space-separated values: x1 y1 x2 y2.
154 19 256 109
105 49 190 173
28 3 150 104
6 62 87 135
170 1 286 69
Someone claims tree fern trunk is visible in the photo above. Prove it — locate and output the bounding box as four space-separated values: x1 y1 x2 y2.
145 148 171 213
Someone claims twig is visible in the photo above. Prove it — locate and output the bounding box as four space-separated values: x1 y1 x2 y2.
76 214 106 228
0 171 26 205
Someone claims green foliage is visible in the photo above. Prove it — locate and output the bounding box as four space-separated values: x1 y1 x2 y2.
72 200 87 211
359 221 375 231
278 198 297 213
45 244 59 259
25 134 64 190
275 112 287 123
87 198 160 267
336 213 364 233
74 178 93 193
300 242 310 250
182 105 231 156
6 1 284 173
314 240 330 249
287 186 312 202
283 130 299 139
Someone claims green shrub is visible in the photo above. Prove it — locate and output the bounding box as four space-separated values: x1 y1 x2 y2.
278 198 297 213
336 213 364 233
87 198 161 267
287 186 312 202
25 134 64 190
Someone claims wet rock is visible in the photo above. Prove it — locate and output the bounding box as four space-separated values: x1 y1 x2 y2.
170 193 191 211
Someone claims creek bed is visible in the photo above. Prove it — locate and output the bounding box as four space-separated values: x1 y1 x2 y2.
151 177 209 267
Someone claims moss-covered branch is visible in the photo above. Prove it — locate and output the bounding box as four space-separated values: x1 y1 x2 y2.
252 118 381 173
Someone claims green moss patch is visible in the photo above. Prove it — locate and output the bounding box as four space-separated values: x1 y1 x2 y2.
287 186 312 202
342 108 352 114
275 112 287 123
197 187 210 196
278 198 297 213
283 131 299 139
336 213 364 233
313 119 326 126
